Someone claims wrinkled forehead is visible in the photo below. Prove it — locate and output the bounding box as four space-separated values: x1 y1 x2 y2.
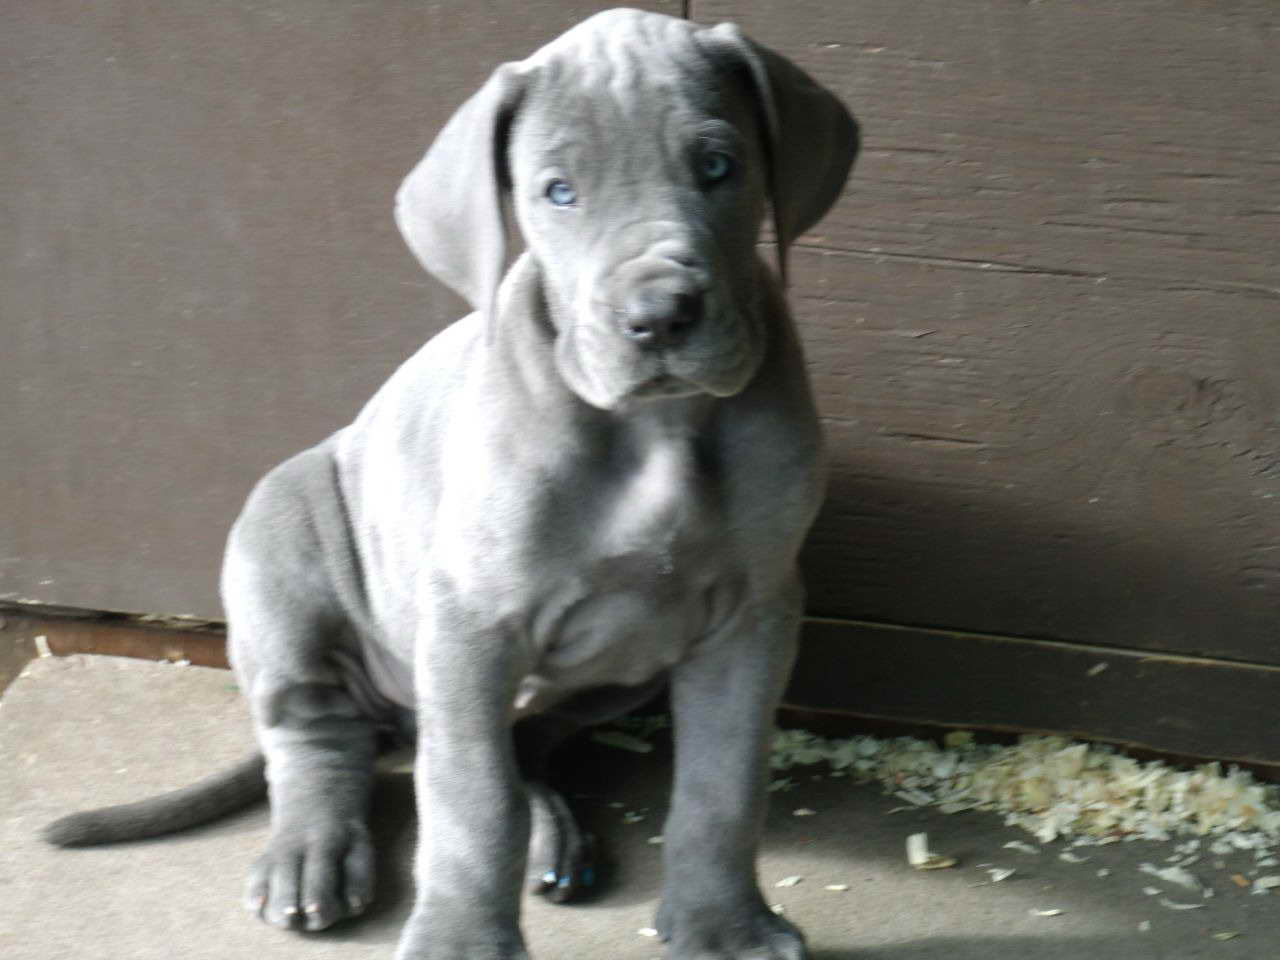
523 10 709 90
510 35 754 175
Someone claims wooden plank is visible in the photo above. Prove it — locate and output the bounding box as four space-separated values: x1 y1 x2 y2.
794 250 1280 662
696 0 1280 661
0 0 677 618
788 617 1280 768
0 606 226 692
697 0 1280 293
10 605 1279 769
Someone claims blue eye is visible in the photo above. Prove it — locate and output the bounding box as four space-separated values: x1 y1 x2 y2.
546 179 577 206
698 151 733 183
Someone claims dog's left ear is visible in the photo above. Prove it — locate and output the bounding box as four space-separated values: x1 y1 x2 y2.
395 64 527 322
696 23 859 284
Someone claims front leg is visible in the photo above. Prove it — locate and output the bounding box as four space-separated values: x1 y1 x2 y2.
657 583 807 960
394 601 531 960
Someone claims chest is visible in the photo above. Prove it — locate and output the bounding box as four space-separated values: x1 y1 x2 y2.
428 399 818 710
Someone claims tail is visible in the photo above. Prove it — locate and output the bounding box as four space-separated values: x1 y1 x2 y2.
41 752 267 847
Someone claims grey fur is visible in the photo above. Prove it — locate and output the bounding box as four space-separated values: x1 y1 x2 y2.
43 9 857 959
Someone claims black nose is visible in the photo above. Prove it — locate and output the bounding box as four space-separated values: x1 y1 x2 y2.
619 288 704 349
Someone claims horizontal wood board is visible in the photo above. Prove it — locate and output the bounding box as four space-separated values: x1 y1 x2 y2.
9 608 1280 768
790 618 1280 769
696 0 1280 661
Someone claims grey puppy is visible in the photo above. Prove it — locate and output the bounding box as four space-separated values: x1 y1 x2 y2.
44 8 857 959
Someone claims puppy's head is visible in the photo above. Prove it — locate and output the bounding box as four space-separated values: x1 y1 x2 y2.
396 9 858 410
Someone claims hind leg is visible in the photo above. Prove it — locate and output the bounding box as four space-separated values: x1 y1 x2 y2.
516 679 665 903
224 454 380 931
516 715 597 903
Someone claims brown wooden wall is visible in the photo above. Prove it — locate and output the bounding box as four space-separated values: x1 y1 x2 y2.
3 2 1278 760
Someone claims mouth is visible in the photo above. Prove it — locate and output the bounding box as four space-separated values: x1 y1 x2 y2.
630 372 704 400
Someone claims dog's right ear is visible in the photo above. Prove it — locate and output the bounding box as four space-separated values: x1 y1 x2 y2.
395 64 527 323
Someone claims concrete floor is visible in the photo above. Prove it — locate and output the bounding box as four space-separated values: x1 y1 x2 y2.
3 654 1275 958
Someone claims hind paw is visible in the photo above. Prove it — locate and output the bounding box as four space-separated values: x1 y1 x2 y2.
525 782 597 903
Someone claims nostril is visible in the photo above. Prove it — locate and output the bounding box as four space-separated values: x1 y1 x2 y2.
671 292 703 328
619 289 703 348
624 320 655 342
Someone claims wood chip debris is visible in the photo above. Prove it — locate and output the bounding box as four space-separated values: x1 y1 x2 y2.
1158 897 1204 911
1138 862 1203 892
768 728 1280 848
1211 932 1240 941
907 832 958 870
793 808 817 817
986 867 1016 883
774 875 803 888
637 928 659 938
1250 875 1280 895
1029 908 1063 917
1003 841 1041 855
824 884 850 891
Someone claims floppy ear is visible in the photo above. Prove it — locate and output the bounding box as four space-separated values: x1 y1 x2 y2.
394 64 526 321
697 24 859 284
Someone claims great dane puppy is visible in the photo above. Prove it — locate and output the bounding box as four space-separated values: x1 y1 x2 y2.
44 8 857 959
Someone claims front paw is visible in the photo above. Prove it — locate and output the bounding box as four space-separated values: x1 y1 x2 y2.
245 818 374 931
657 898 807 960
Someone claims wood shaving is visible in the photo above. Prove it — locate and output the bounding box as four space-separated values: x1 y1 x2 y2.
907 833 931 866
918 856 958 870
907 834 958 870
1029 908 1063 917
774 876 803 888
1139 862 1202 892
769 729 1280 848
1250 875 1280 895
1003 841 1041 855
